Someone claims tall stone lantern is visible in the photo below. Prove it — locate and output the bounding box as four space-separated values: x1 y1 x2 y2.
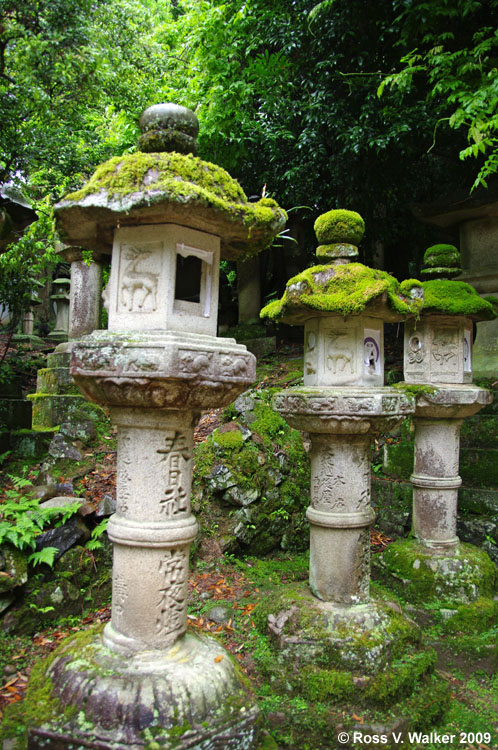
381 244 497 604
258 212 432 696
26 103 286 749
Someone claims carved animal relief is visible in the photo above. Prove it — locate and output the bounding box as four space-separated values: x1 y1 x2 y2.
118 244 160 313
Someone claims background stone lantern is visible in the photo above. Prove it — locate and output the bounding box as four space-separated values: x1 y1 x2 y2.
380 244 497 606
26 103 286 749
257 213 445 726
47 277 70 341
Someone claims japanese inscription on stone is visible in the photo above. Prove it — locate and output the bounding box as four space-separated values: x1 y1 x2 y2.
157 431 191 517
156 549 188 637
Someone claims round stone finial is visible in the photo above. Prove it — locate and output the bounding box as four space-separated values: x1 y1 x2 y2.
314 209 364 265
138 103 199 155
421 243 462 279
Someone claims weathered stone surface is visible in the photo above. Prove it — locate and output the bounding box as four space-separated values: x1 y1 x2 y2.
71 329 256 411
47 433 82 462
95 493 117 517
26 627 257 750
375 539 498 605
59 415 97 444
0 547 28 593
39 496 84 512
273 386 414 435
35 516 90 558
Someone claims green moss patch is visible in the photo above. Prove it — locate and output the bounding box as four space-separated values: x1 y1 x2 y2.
261 262 423 323
422 279 496 320
313 209 365 245
377 539 498 605
60 152 287 250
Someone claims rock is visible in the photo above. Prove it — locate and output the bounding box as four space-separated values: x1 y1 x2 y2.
95 493 117 517
233 392 256 414
54 481 74 496
24 484 56 501
48 433 82 462
0 547 28 593
222 486 259 507
0 594 14 615
208 464 237 492
207 605 231 624
35 516 90 558
3 664 16 676
39 496 84 512
59 417 97 444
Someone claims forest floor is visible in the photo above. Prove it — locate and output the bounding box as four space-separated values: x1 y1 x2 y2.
0 342 497 749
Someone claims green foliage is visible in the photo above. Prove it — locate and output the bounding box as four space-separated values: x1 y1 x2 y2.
0 476 80 560
86 518 109 552
379 0 498 189
0 199 56 329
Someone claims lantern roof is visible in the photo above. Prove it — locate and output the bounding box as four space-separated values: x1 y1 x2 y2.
261 209 423 325
54 104 286 260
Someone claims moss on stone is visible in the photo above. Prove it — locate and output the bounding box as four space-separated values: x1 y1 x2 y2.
314 209 365 245
423 244 461 270
60 151 287 245
441 596 498 634
379 539 498 605
260 262 423 323
212 429 244 450
421 279 496 320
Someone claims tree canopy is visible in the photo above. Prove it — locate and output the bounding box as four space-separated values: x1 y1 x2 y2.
1 0 496 319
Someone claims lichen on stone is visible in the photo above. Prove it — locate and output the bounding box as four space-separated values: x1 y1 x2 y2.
260 262 423 323
421 279 496 320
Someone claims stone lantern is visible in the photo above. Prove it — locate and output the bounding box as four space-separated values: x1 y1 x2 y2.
257 213 440 715
380 244 497 604
48 277 70 341
26 103 286 749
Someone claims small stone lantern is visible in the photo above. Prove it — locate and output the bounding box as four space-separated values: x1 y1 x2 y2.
262 210 419 606
260 211 422 653
26 104 286 749
381 245 496 604
48 276 70 341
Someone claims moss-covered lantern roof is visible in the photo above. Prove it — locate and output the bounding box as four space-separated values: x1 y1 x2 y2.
419 244 496 321
54 104 287 260
260 209 423 325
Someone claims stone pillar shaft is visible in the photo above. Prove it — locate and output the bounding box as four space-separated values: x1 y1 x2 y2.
308 433 375 604
411 417 462 548
103 408 198 654
69 260 103 339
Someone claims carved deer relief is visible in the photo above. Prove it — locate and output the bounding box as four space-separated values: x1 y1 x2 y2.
120 246 159 313
326 331 354 374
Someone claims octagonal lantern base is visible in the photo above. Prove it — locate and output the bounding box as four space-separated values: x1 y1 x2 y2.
26 626 257 750
374 539 498 607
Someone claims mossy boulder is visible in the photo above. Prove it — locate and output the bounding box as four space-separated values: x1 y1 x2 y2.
375 539 498 605
55 151 287 260
192 390 310 557
260 262 423 324
313 209 365 245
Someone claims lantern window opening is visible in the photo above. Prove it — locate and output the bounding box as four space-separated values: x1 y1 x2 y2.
174 243 213 318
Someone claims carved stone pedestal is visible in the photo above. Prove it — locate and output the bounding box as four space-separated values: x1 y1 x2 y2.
379 385 497 606
25 331 258 749
274 386 413 614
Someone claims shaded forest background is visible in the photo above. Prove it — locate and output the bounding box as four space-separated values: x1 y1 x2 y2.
1 0 498 318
